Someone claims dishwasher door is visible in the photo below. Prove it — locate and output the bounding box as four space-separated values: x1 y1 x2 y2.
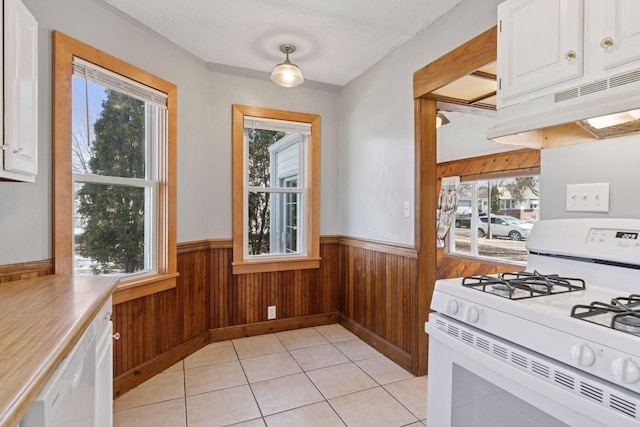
21 324 96 427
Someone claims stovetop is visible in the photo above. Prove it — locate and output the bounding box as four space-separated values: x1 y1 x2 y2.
462 271 586 300
572 294 640 335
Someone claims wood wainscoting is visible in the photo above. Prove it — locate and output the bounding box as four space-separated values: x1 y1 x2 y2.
112 235 419 396
0 236 420 396
339 237 418 371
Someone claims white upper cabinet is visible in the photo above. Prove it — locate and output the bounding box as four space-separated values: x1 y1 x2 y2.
587 0 640 72
497 0 640 108
497 0 584 107
1 0 38 182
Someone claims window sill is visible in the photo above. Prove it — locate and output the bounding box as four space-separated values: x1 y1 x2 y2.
444 251 526 269
232 257 320 275
113 272 179 304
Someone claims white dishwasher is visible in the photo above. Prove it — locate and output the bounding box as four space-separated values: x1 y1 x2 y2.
21 323 96 427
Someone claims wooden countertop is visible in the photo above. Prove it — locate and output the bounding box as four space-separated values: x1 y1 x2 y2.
0 274 117 427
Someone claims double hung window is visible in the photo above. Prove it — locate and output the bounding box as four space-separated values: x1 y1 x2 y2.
232 105 320 274
54 32 177 300
71 59 167 277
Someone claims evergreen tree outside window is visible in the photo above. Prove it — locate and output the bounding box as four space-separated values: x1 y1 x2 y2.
72 63 166 276
54 32 177 300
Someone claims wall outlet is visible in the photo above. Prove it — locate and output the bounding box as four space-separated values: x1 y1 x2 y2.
566 183 610 213
267 305 276 320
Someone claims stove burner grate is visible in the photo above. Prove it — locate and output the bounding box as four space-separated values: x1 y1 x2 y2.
462 271 586 300
571 294 640 335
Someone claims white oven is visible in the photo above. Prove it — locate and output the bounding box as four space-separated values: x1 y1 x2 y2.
426 218 640 426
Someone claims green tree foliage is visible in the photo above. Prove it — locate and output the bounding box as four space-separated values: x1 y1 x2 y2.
247 128 284 255
75 90 145 274
505 177 539 204
490 182 502 214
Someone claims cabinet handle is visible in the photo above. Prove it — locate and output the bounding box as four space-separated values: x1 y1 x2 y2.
113 332 121 340
564 50 577 61
13 148 24 155
1 144 8 151
600 37 614 49
104 311 113 321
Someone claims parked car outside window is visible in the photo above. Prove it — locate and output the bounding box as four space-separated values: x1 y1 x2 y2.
478 215 533 241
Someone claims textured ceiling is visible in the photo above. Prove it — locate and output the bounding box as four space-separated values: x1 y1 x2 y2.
100 0 464 87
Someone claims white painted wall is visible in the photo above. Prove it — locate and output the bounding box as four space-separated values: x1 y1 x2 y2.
0 0 339 264
541 134 640 220
437 111 517 163
338 0 503 245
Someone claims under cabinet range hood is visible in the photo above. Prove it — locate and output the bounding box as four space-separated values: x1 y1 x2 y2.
487 68 640 148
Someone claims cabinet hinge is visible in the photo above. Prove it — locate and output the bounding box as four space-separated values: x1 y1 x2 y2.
498 78 502 90
499 20 502 32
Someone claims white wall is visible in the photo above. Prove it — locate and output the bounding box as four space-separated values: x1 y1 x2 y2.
541 134 640 220
338 0 503 245
437 111 517 163
0 0 340 264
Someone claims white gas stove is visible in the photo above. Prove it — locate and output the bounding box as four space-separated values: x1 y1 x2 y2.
426 218 640 427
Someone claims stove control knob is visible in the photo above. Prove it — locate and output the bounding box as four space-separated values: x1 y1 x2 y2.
571 344 596 367
464 306 480 323
445 299 459 315
611 358 640 384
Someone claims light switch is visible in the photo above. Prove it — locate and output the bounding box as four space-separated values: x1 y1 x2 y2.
403 201 411 218
566 183 609 213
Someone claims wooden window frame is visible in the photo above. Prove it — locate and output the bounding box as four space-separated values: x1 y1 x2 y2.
53 31 178 303
232 104 320 274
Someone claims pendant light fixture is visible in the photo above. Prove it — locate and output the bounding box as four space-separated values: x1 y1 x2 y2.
270 44 304 88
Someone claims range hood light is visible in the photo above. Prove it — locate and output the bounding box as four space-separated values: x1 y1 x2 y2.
585 109 640 129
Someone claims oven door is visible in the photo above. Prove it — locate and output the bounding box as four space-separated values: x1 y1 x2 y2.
425 313 640 427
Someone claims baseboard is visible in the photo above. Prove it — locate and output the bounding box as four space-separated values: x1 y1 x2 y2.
338 315 413 373
113 313 340 397
113 331 209 398
209 312 340 342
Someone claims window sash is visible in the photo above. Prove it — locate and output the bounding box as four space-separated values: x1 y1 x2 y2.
73 57 168 107
71 74 165 279
244 116 311 135
243 121 309 261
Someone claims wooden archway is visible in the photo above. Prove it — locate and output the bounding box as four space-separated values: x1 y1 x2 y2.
412 27 497 375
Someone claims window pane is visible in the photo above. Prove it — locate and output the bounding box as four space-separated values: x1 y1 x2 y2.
248 190 271 255
72 76 146 179
452 183 472 255
284 190 299 253
246 128 302 189
74 182 148 275
451 176 540 264
247 190 302 256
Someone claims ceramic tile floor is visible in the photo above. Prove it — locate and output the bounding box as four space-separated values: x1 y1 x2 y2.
113 324 428 427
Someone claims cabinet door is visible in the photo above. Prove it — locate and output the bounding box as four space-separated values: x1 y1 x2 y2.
95 320 113 427
589 0 640 72
3 0 38 179
498 0 584 107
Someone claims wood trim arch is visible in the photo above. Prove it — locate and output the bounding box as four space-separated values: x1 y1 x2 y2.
412 26 497 375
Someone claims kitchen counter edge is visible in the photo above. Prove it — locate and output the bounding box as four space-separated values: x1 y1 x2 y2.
0 274 118 427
